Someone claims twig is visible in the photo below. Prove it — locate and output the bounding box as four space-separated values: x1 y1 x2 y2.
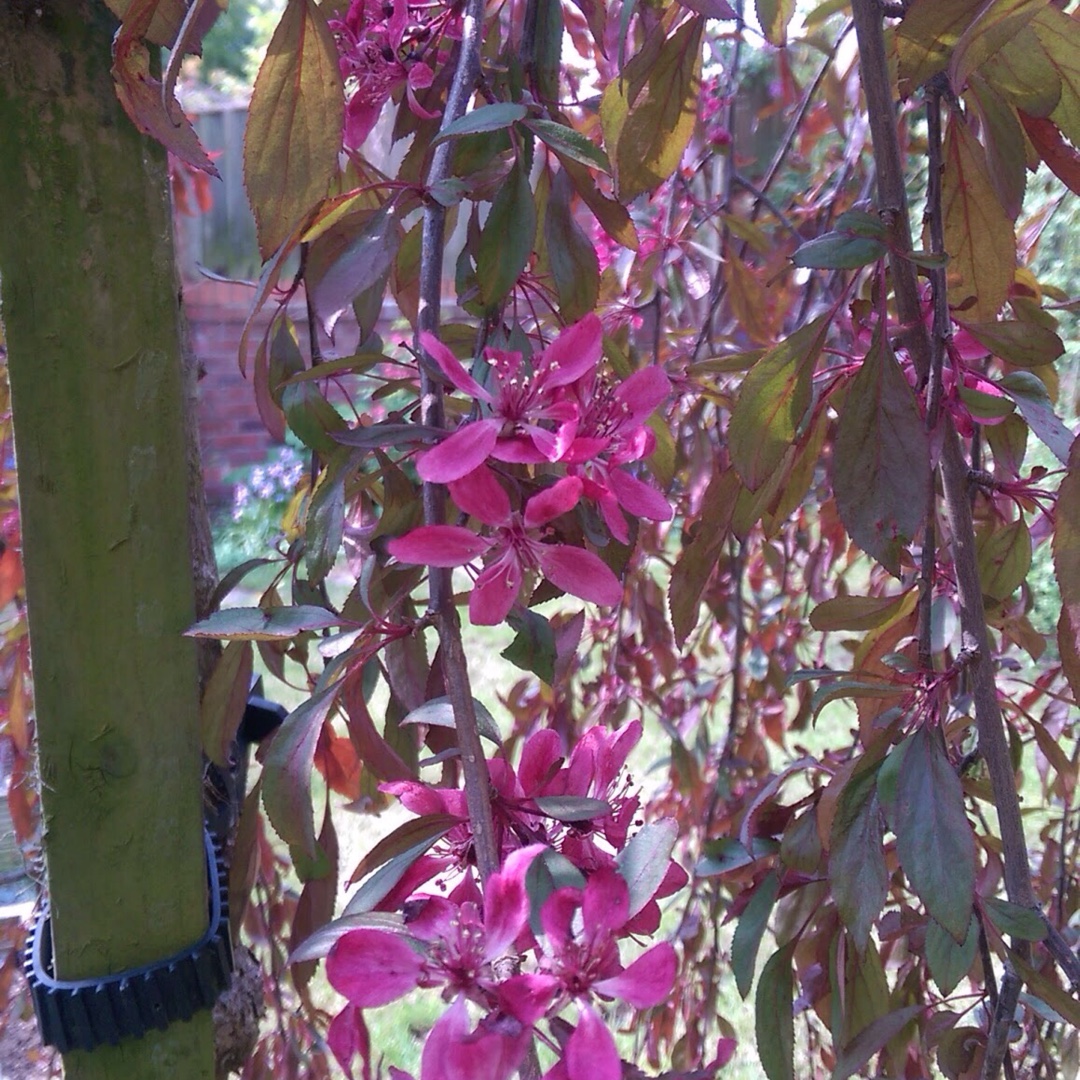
984 964 1022 1080
1036 909 1080 994
415 0 500 882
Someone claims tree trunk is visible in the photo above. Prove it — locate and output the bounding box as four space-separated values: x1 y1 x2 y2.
0 3 215 1077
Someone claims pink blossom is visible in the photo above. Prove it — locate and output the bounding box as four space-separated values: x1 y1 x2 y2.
417 316 604 483
386 466 622 625
330 0 441 150
563 367 673 543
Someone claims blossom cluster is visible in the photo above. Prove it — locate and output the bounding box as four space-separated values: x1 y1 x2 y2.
323 721 688 1080
329 0 453 150
387 315 673 624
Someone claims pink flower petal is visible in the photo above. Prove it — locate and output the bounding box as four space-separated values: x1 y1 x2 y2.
565 1004 621 1080
327 1004 368 1080
491 436 550 465
538 315 604 389
540 886 582 950
524 477 583 529
470 550 523 625
519 729 565 795
326 929 424 1007
537 546 623 606
607 468 672 522
614 367 670 427
483 844 546 959
421 997 531 1080
498 973 560 1025
420 331 491 402
582 867 629 943
388 524 490 568
450 465 512 527
418 419 501 483
593 941 677 1008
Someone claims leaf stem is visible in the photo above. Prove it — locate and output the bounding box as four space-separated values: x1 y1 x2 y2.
415 0 500 882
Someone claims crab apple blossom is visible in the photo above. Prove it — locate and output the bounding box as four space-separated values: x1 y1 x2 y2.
416 315 604 483
387 466 622 625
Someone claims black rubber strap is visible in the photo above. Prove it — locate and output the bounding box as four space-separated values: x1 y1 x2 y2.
24 828 233 1053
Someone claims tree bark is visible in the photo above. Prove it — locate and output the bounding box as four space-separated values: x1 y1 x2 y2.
0 2 214 1076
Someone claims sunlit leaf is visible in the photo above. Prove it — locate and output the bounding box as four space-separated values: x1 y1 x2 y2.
942 116 1016 320
400 696 502 744
433 102 529 144
616 818 679 919
896 0 985 94
975 518 1031 600
729 315 829 491
244 0 343 259
810 591 914 632
949 0 1044 93
756 0 795 46
188 605 344 640
999 371 1074 463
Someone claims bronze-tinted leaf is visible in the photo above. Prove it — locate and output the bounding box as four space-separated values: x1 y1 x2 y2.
1053 437 1080 703
544 168 599 322
832 326 930 576
942 117 1016 319
895 726 976 941
755 0 795 46
244 0 343 260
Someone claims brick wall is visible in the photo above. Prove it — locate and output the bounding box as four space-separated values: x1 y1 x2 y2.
184 279 363 505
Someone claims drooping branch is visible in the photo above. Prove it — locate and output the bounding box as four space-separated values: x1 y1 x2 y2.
850 9 1036 1074
415 0 500 882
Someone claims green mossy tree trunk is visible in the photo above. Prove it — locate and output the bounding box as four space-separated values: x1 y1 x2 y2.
0 3 215 1077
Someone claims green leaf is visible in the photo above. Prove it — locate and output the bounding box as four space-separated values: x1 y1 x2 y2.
244 0 343 259
999 371 1074 463
346 813 462 886
955 318 1064 368
616 818 679 919
756 0 795 45
288 912 407 966
895 726 976 940
926 915 979 995
533 796 613 822
400 696 502 744
811 679 902 722
791 232 886 270
476 161 536 309
729 315 829 491
983 897 1047 941
1054 439 1080 704
342 823 456 915
525 119 611 172
187 604 343 640
1010 949 1080 1027
832 1005 924 1080
896 0 985 92
200 640 254 768
543 168 600 323
732 871 780 998
501 609 558 684
829 766 888 952
756 944 795 1080
262 687 339 870
810 591 913 632
832 324 931 575
600 17 704 202
282 380 348 455
975 518 1032 600
526 848 586 937
305 453 347 587
433 102 529 144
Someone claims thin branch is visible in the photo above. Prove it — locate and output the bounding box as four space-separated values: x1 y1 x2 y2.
415 0 500 882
